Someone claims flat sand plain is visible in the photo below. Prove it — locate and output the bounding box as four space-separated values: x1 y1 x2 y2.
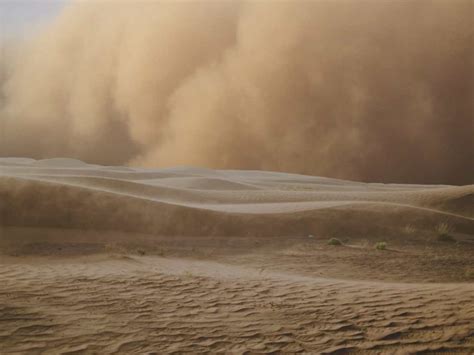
1 158 473 353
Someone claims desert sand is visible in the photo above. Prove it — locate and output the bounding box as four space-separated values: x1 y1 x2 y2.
0 157 473 353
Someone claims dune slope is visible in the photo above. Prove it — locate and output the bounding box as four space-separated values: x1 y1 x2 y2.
1 158 473 239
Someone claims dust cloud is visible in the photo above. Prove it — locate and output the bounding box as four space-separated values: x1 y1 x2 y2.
0 0 472 184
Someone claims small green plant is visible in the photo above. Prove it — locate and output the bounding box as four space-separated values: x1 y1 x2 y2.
375 242 387 250
437 233 455 242
327 238 343 246
465 268 474 280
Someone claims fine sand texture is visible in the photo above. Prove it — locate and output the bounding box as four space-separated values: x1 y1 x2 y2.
1 158 473 353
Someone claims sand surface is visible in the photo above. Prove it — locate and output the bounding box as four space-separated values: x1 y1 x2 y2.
1 158 473 353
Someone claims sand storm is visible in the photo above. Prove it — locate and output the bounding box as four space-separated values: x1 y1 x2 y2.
0 0 473 353
1 0 473 184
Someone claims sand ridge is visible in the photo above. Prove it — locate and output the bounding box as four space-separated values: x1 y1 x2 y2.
1 158 473 239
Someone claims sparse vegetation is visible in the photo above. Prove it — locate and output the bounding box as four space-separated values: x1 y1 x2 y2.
375 242 387 250
436 222 452 235
465 268 474 280
437 233 455 242
327 238 343 246
435 223 455 242
403 225 416 234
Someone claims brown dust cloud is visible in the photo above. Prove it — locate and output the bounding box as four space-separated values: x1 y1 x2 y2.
0 0 472 184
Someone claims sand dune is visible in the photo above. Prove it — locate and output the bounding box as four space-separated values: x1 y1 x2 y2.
1 158 472 237
1 158 473 353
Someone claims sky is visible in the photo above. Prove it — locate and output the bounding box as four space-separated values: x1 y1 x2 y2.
0 0 68 38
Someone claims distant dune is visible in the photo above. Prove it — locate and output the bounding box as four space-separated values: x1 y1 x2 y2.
1 158 473 353
1 157 472 240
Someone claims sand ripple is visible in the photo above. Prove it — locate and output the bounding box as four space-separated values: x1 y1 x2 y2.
1 257 473 354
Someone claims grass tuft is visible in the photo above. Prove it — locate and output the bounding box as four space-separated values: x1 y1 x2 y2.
435 222 455 242
327 238 343 246
375 242 387 250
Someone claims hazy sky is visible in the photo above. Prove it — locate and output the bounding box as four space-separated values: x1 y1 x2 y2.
0 0 68 37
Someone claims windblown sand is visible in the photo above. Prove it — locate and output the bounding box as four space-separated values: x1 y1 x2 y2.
1 158 473 353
